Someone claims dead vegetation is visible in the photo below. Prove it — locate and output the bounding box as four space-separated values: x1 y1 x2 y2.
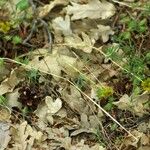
0 0 150 150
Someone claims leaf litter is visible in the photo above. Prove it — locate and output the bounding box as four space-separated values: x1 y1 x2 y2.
0 0 150 149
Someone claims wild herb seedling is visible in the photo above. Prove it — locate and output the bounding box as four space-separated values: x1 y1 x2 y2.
27 69 39 83
75 74 88 90
16 0 29 11
12 35 22 44
104 96 115 111
110 123 118 131
142 78 150 92
97 86 114 99
0 95 7 105
15 57 29 65
0 58 4 67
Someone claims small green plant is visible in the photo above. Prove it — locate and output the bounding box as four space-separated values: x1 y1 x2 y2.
22 106 29 117
16 0 29 11
0 95 7 105
12 35 22 44
97 86 114 99
142 3 150 16
76 74 87 90
120 14 148 35
15 57 29 64
0 21 11 33
27 69 39 83
110 123 118 131
124 56 145 79
0 58 4 67
4 35 12 41
95 128 106 147
105 46 121 61
142 78 150 92
104 96 115 111
127 19 147 33
145 52 150 64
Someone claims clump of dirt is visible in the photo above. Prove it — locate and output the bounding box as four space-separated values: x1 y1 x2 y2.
18 82 45 110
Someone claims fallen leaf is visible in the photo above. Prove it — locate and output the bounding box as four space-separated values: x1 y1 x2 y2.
113 94 132 110
66 0 115 20
52 15 72 36
0 70 18 95
61 137 105 150
0 68 25 95
0 122 11 150
62 85 95 114
90 24 114 42
11 121 43 150
113 93 149 116
38 0 68 18
138 146 150 150
28 50 77 80
65 32 93 53
121 130 149 149
46 96 62 114
6 88 22 109
70 113 99 136
0 105 11 122
35 96 62 127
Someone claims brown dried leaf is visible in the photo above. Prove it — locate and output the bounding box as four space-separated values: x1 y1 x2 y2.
11 121 43 150
52 15 72 36
38 0 68 18
0 122 10 150
0 68 25 95
28 49 77 80
65 32 93 53
90 24 114 43
0 105 11 122
113 93 149 116
66 0 115 20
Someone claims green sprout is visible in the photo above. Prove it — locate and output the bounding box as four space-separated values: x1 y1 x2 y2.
16 0 29 11
0 95 7 105
12 35 22 44
97 86 114 99
142 78 150 92
27 69 39 83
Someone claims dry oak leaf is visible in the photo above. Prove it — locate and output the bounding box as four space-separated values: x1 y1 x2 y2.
0 68 24 95
61 137 105 150
38 0 68 18
0 105 11 122
6 88 22 109
52 15 72 36
66 0 116 20
11 121 42 150
28 50 77 80
35 96 62 127
0 122 11 150
62 85 95 114
90 24 114 43
113 93 149 116
121 130 149 149
46 96 62 114
65 32 93 53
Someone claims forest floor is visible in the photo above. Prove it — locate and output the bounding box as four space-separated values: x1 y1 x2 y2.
0 0 150 150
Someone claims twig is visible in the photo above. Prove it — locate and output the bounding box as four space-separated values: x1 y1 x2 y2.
38 18 52 51
112 0 146 11
23 0 52 51
22 19 37 47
